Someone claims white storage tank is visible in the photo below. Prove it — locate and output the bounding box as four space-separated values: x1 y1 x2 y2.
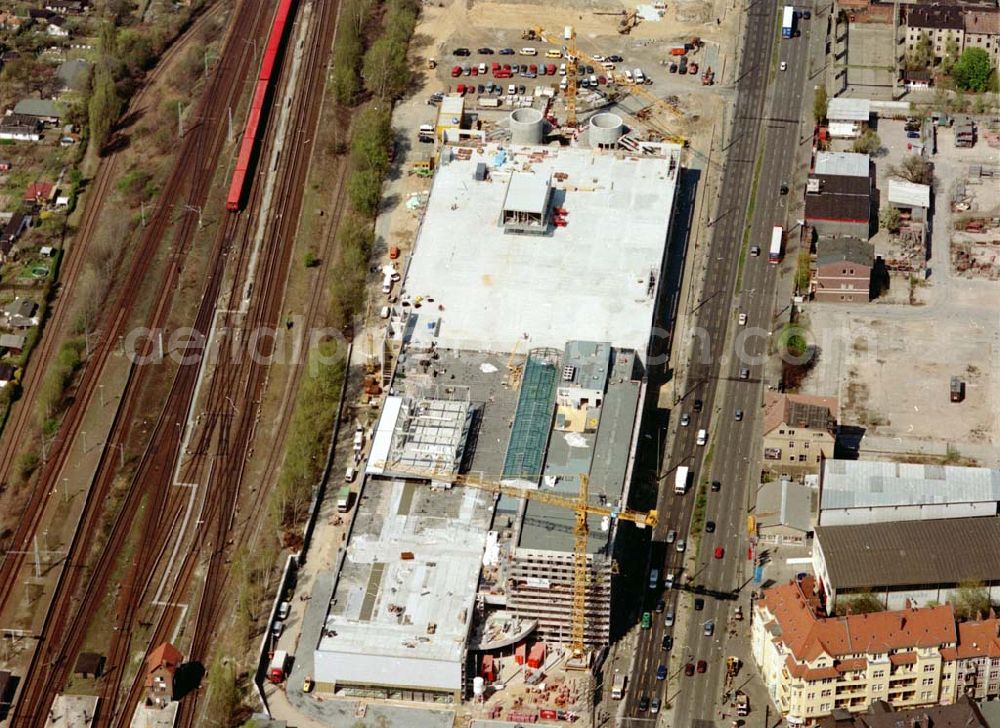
510 108 545 145
589 112 624 148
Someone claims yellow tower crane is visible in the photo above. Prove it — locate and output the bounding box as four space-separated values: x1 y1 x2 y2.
371 463 657 661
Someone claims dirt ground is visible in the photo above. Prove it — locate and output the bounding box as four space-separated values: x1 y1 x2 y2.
800 119 1000 466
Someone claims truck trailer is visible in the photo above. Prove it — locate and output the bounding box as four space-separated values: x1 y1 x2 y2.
781 6 795 37
769 226 783 263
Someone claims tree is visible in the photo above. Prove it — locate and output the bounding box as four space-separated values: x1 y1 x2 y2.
836 592 884 616
89 65 121 151
953 47 992 92
906 31 933 70
348 169 383 217
879 206 901 232
813 85 827 123
363 38 410 100
940 36 960 75
892 155 933 185
852 128 881 154
952 581 991 620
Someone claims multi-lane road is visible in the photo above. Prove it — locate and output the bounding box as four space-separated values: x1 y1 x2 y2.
622 0 818 721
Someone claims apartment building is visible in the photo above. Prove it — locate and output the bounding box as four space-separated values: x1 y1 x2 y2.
762 392 839 476
906 5 1000 69
752 577 1000 724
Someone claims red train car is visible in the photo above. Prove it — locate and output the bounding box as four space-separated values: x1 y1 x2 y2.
226 0 296 212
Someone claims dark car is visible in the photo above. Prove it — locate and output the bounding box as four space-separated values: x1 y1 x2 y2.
705 520 715 533
669 63 678 73
735 408 744 421
585 64 595 74
453 47 471 56
780 183 789 195
499 48 515 55
656 664 667 681
684 662 695 676
697 660 707 673
803 9 811 18
608 54 623 62
518 84 526 94
477 84 485 94
478 47 494 54
694 597 705 610
638 695 650 712
711 480 721 492
907 130 921 139
427 92 444 105
662 635 673 650
693 399 703 413
655 599 665 613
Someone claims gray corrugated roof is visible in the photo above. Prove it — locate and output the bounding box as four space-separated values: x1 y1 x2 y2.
820 459 1000 510
827 97 871 123
814 517 1000 589
13 98 63 119
814 151 870 178
887 178 931 209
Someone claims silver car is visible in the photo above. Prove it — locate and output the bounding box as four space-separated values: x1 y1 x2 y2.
666 528 677 544
704 620 714 636
676 539 686 553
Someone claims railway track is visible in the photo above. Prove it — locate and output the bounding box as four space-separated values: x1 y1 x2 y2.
0 3 233 619
6 3 276 724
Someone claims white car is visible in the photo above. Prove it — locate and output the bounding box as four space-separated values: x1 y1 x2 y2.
780 61 787 71
680 413 690 427
738 312 747 326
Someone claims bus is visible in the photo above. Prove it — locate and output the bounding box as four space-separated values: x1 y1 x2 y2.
781 6 795 38
769 225 784 264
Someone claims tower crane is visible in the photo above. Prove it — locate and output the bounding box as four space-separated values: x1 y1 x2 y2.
369 462 657 661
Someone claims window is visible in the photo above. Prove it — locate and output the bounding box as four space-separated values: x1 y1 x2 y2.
816 455 822 463
873 670 885 678
778 429 785 435
789 441 795 448
799 454 808 462
821 689 832 697
807 692 815 700
804 442 810 449
922 677 934 685
924 664 936 672
849 269 855 275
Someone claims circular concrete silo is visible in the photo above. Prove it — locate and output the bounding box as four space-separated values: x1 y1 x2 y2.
510 108 545 145
589 112 624 148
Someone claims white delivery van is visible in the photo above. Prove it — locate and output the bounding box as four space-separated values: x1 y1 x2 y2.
674 465 689 494
696 428 707 446
633 67 645 84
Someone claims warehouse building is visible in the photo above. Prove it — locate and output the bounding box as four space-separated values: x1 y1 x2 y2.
812 517 1000 614
826 97 871 139
818 459 1000 526
313 139 683 701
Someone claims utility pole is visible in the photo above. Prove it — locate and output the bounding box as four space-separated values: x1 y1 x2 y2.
177 101 184 138
227 106 233 144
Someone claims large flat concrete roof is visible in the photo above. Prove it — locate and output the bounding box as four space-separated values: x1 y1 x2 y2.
401 143 681 362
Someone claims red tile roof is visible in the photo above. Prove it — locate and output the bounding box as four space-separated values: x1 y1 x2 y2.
758 578 957 664
145 642 183 687
955 619 1000 659
23 182 53 202
889 651 916 665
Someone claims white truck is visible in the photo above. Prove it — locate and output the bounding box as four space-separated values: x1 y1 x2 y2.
674 465 689 494
611 673 627 699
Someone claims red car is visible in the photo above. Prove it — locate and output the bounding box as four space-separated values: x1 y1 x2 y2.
546 63 556 75
684 662 695 676
697 660 707 673
470 66 478 76
456 83 466 94
451 65 462 77
714 546 725 559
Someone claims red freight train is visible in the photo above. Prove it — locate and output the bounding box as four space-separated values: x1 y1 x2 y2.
226 0 296 211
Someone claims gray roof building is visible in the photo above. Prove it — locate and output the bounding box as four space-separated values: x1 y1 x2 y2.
819 459 1000 526
815 238 874 268
755 480 815 540
813 517 1000 591
13 98 63 121
814 152 871 178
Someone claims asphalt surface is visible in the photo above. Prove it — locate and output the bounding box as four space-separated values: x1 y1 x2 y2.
621 0 818 722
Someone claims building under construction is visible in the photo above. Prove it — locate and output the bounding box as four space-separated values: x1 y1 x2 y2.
312 139 682 703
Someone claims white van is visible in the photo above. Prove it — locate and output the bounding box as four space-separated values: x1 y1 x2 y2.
345 466 356 482
380 305 390 319
696 428 707 446
519 47 537 56
624 69 634 83
478 62 487 74
382 273 393 295
507 83 517 95
559 62 567 76
633 67 645 84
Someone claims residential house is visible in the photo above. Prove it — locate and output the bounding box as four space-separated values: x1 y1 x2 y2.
13 99 63 126
45 0 88 13
754 479 816 545
145 642 183 708
906 5 965 63
963 9 1000 70
46 15 69 37
762 392 839 476
3 298 39 329
826 98 871 139
1 212 31 261
752 576 1000 723
0 334 26 355
815 695 990 727
0 114 41 142
0 363 18 388
23 182 55 206
903 68 933 90
948 620 1000 702
812 237 874 303
805 174 874 240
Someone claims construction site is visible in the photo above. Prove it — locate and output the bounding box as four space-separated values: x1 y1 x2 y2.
308 135 682 719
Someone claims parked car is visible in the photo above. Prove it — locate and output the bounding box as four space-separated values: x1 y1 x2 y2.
478 62 487 74
697 660 707 673
666 528 677 544
739 367 750 380
802 9 811 18
694 597 705 610
669 62 678 73
499 47 515 55
705 520 715 533
518 84 526 94
704 620 715 636
453 47 471 56
676 539 686 553
651 697 661 714
598 75 607 85
655 599 665 613
662 635 673 650
608 54 623 62
738 312 747 325
684 662 695 676
271 620 284 638
451 65 462 77
664 608 674 627
478 47 494 54
638 695 650 711
428 91 444 104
